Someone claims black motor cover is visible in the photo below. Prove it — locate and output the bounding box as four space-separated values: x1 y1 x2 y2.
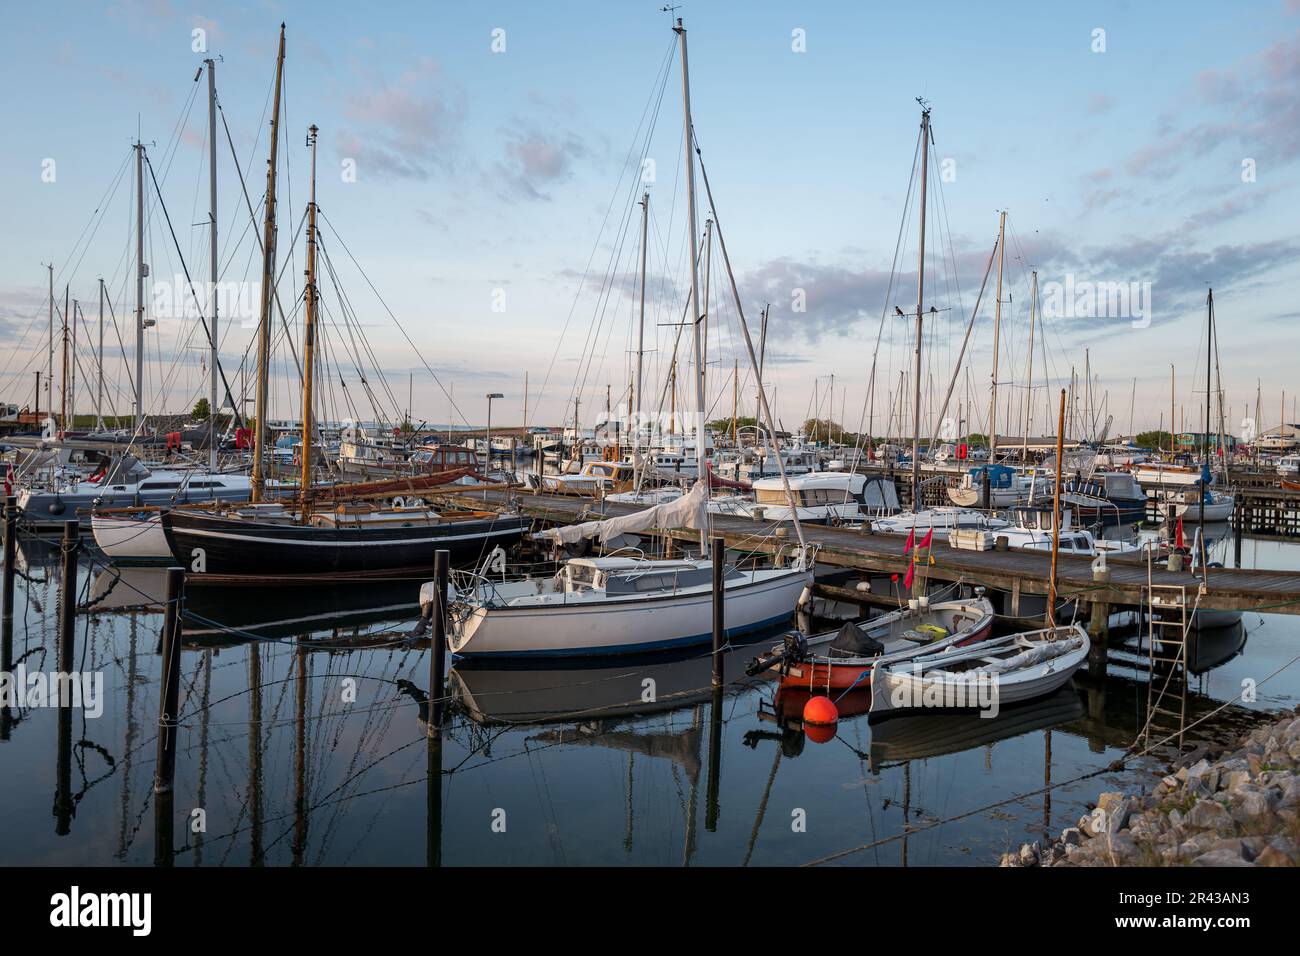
827 621 885 659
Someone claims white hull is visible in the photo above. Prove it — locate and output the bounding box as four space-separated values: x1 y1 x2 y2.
1169 497 1235 521
449 568 812 658
91 512 171 561
869 624 1089 715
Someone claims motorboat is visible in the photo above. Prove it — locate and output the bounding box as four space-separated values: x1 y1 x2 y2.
746 595 996 692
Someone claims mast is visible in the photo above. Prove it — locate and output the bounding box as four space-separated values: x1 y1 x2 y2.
70 299 78 430
134 141 145 434
674 16 708 554
1201 289 1212 542
1022 269 1037 465
298 123 319 520
634 191 648 466
1047 388 1066 626
60 285 68 433
47 265 53 426
910 104 931 509
251 23 286 503
96 278 105 431
206 56 219 472
988 209 1006 464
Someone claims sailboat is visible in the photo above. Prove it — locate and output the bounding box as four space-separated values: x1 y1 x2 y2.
162 28 527 577
422 18 814 658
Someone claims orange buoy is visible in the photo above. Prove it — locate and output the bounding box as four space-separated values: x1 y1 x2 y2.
804 721 836 744
803 694 839 726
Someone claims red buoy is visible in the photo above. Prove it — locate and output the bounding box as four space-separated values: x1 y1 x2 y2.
803 694 839 726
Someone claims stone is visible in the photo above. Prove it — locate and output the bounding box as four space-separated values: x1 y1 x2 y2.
1192 847 1253 867
1224 770 1252 793
1186 800 1234 833
1230 789 1274 824
1018 843 1038 866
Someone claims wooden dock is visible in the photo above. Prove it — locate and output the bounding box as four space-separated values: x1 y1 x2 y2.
430 486 1300 617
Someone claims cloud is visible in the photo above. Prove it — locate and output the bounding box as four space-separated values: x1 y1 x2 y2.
494 128 588 201
336 58 466 181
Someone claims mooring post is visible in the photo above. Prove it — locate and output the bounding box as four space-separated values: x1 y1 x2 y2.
2 495 17 673
705 685 723 831
154 566 184 794
1233 494 1243 567
429 548 450 732
711 535 725 687
58 520 80 681
981 467 991 512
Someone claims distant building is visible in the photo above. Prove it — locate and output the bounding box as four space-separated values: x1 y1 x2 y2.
1258 423 1300 450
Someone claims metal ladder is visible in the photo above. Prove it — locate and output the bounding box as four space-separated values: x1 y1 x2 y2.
1142 583 1190 751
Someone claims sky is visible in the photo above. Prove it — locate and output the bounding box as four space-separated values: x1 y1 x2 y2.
0 0 1297 439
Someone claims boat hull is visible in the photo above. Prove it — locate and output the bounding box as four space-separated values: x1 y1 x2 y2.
450 569 813 658
162 509 528 575
91 511 170 561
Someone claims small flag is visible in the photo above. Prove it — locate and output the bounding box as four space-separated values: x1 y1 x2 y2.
903 560 915 591
903 528 916 555
918 528 934 551
1175 515 1184 550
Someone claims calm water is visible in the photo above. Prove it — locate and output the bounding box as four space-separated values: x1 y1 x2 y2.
1 531 1296 867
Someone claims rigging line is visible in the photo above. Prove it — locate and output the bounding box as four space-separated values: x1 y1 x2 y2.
533 33 677 427
143 153 245 430
316 209 469 427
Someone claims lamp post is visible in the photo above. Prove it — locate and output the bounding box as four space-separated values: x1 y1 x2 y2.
485 392 503 473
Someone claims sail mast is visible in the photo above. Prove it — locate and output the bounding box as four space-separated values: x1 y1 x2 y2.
988 209 1006 463
251 23 286 503
910 104 931 509
674 16 708 554
206 57 219 472
299 124 319 520
96 277 104 431
1022 269 1037 464
634 191 648 469
134 141 145 434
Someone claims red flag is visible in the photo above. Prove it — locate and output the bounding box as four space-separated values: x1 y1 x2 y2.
918 528 934 551
903 528 916 555
1175 516 1184 550
903 560 915 591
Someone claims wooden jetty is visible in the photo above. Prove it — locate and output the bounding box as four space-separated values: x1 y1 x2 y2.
429 486 1300 617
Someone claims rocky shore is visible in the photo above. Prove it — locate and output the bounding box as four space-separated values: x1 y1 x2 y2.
1001 707 1300 867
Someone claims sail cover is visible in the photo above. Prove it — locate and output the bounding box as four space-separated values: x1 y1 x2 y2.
537 478 709 546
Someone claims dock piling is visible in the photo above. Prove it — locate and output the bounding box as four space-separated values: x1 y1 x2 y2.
2 495 16 679
429 548 449 731
154 567 184 794
711 535 725 687
57 520 79 684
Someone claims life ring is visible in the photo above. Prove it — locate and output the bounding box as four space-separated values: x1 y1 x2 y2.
391 496 406 509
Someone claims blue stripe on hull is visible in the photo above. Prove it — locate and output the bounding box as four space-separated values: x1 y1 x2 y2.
452 610 795 659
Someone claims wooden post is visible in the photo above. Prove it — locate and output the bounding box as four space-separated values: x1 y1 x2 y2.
1233 494 1243 567
711 535 725 686
58 520 80 681
2 496 17 670
154 567 184 793
1047 390 1066 626
429 549 450 731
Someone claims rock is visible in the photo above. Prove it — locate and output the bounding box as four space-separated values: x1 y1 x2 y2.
1018 843 1039 866
1192 847 1253 867
1224 770 1252 793
1230 789 1274 824
1186 800 1234 833
1248 752 1263 776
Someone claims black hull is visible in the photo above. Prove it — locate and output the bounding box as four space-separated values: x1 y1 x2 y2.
162 509 527 575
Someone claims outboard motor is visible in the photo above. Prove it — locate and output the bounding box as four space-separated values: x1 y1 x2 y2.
746 632 809 676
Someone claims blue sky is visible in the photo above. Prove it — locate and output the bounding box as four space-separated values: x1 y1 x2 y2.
1 0 1297 437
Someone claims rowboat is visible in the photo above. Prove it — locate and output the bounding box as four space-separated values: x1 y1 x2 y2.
746 596 995 692
868 623 1090 717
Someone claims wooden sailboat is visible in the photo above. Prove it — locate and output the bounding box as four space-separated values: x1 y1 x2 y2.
163 29 526 576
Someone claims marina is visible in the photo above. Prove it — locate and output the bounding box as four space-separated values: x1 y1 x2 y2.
0 2 1297 926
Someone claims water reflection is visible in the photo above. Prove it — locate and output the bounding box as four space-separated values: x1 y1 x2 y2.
0 532 1291 867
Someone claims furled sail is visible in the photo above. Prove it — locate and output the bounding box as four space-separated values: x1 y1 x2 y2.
537 478 708 546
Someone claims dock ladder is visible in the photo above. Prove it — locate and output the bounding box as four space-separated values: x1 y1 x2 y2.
1141 582 1191 751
